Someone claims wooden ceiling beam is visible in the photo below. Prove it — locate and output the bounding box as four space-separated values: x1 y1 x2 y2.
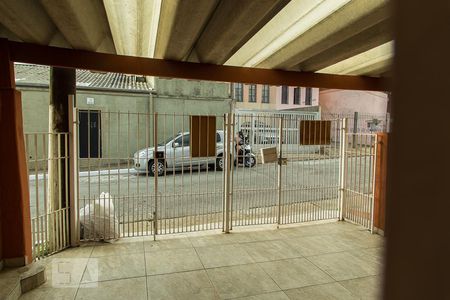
5 39 389 91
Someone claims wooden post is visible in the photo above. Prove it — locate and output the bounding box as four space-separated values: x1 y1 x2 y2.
0 39 32 266
374 133 388 233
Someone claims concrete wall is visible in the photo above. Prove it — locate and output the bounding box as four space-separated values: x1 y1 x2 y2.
153 95 231 144
19 83 231 164
319 89 389 133
319 89 388 116
155 78 230 99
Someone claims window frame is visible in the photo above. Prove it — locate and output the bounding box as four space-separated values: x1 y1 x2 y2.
305 87 312 105
249 84 257 102
293 87 301 105
262 84 270 103
234 83 243 102
281 86 289 104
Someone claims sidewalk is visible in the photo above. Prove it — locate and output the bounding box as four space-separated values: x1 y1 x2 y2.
29 168 135 181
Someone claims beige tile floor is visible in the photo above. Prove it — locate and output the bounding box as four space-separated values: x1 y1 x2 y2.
19 221 384 300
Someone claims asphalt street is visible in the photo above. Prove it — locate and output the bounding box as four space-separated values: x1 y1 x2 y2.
29 156 375 225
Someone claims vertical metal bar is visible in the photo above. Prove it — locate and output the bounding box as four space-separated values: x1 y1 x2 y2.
117 112 121 237
63 133 68 248
300 118 305 223
172 113 177 232
277 116 283 227
224 113 232 233
339 118 348 220
163 114 167 234
353 112 358 146
357 134 363 226
107 111 113 238
222 115 226 231
33 135 40 257
57 134 62 249
136 113 140 235
370 134 378 233
181 114 186 232
153 113 158 239
43 134 49 253
145 112 150 236
127 111 130 237
204 115 209 229
363 134 369 227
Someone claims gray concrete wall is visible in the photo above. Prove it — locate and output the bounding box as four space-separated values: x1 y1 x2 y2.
19 84 231 167
153 95 231 149
155 78 230 99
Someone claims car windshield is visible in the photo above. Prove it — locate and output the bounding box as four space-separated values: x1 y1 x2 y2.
158 134 181 146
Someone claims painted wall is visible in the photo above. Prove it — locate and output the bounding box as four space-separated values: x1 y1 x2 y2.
234 84 319 111
319 89 389 133
152 95 231 147
319 89 388 116
274 86 319 110
19 83 231 163
156 78 230 99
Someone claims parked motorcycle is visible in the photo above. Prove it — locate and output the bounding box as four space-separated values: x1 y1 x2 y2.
235 131 256 167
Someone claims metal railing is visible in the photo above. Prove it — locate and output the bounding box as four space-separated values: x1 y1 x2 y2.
24 111 380 257
322 112 391 133
76 110 226 240
25 132 70 259
231 114 343 228
342 132 378 231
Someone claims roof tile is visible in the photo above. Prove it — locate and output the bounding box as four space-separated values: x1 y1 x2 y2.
14 63 151 92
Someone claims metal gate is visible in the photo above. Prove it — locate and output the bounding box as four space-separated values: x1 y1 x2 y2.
25 110 379 251
229 115 377 230
75 110 227 240
73 110 379 241
25 132 70 259
229 113 344 228
342 131 378 231
25 110 377 253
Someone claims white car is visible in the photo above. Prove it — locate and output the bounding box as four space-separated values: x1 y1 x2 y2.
239 120 281 144
133 130 225 176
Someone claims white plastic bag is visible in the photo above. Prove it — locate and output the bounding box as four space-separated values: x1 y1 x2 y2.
80 192 119 240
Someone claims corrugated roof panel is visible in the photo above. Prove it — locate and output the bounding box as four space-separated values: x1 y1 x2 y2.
14 64 151 91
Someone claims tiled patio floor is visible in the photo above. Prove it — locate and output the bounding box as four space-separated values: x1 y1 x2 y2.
20 221 384 300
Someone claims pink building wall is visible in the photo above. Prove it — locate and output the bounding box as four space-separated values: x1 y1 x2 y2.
319 89 388 116
235 84 319 110
273 86 319 110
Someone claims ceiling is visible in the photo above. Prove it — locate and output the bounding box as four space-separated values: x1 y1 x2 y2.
0 0 392 80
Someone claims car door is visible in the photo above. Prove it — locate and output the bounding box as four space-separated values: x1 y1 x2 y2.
173 134 191 167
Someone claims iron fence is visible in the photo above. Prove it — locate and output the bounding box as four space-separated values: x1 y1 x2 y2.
342 132 378 231
25 132 70 259
24 111 379 257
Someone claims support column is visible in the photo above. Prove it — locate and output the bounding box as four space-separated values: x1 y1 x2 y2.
0 39 32 266
384 1 450 299
48 67 75 248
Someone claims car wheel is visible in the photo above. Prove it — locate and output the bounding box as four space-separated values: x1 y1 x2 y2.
245 156 256 168
148 160 165 177
216 156 224 171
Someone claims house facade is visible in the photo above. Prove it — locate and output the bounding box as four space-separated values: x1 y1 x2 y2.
231 83 320 111
16 64 232 161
